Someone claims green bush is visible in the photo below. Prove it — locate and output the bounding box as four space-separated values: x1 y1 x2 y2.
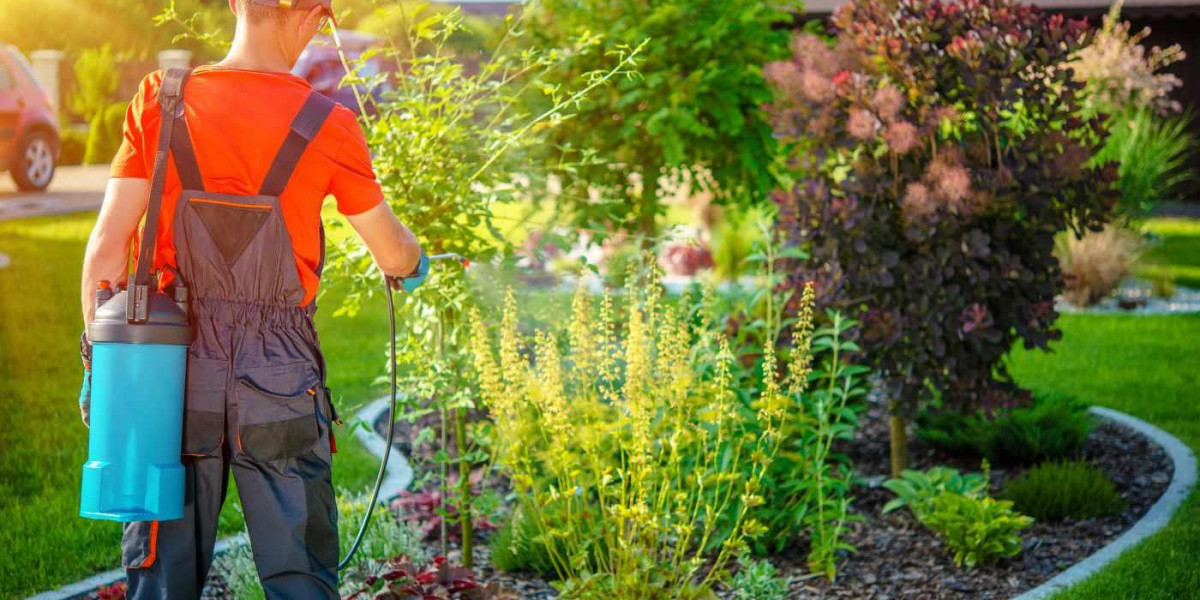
1091 109 1196 219
924 490 1033 568
487 509 563 577
523 0 796 239
730 554 788 600
882 466 987 517
1002 460 1126 522
884 464 1033 568
916 395 1094 465
57 126 88 167
82 102 126 166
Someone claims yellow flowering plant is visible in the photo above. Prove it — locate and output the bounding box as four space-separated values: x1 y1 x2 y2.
468 257 822 599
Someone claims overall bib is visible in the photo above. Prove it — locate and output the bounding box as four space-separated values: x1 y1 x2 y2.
122 68 340 600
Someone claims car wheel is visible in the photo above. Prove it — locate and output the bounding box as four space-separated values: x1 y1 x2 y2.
12 130 56 192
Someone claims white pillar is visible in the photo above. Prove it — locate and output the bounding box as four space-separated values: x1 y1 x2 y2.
157 50 193 71
29 50 64 111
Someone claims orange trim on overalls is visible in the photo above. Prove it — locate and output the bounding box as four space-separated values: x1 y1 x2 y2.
139 521 160 568
189 197 272 211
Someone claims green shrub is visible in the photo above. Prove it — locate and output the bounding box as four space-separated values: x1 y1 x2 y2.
884 464 1033 568
523 0 796 239
916 395 1094 465
882 466 987 517
82 102 126 166
1002 460 1126 522
57 126 88 167
487 509 562 577
923 490 1033 568
1091 109 1196 219
730 554 788 600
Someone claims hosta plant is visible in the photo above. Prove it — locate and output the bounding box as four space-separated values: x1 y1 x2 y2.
768 0 1119 473
468 266 822 598
923 488 1033 568
885 463 1032 568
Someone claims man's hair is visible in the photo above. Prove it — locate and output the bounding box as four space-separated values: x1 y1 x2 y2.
235 0 293 24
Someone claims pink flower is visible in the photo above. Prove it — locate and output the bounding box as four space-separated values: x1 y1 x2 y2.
764 61 803 96
792 33 839 76
847 108 877 140
902 182 935 219
800 69 835 103
883 121 919 155
871 86 905 122
927 155 972 208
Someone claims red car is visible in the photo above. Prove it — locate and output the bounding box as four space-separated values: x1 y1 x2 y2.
0 45 58 191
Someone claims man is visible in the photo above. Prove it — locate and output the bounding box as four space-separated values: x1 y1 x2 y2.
78 1 424 598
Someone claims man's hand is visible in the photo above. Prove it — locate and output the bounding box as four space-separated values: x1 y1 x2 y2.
388 253 429 292
79 332 92 428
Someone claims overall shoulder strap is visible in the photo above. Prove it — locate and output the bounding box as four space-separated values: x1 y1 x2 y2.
128 67 192 323
259 91 336 197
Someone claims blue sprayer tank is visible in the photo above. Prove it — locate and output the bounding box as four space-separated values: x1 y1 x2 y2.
80 284 191 522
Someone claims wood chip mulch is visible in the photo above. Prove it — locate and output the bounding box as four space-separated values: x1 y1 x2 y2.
180 405 1169 600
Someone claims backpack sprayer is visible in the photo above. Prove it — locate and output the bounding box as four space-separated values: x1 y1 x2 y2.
80 249 468 571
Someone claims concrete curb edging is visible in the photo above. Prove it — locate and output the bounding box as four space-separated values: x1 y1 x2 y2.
27 397 412 600
1011 406 1198 600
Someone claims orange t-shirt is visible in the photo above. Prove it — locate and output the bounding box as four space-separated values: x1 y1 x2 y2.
111 65 384 306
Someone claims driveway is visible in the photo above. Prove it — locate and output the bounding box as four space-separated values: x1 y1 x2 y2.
0 165 108 221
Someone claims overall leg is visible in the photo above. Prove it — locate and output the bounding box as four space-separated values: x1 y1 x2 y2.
124 453 228 600
232 424 338 600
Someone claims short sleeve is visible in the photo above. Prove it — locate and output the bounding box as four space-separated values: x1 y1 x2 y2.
327 108 384 216
110 72 163 179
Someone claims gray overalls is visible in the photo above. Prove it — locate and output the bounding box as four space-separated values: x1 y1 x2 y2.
122 68 340 600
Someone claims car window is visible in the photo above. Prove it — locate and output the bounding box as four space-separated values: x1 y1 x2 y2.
8 49 43 90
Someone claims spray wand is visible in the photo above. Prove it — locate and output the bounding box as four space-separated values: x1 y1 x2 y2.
338 252 470 571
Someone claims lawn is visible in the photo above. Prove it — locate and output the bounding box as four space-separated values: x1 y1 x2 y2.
1007 313 1200 600
0 212 389 599
1135 218 1200 289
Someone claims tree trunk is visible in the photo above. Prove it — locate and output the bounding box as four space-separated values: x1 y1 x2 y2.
455 407 474 568
889 409 909 478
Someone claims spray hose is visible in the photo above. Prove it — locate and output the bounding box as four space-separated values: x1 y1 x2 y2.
338 252 469 571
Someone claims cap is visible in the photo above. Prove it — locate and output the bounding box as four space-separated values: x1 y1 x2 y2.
89 289 192 346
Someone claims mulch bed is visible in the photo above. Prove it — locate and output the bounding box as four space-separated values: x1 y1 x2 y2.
769 406 1172 600
173 404 1170 600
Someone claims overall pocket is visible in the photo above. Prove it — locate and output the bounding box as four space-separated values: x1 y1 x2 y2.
183 358 228 457
235 364 320 463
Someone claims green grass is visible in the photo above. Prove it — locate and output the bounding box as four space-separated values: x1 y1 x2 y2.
0 212 388 599
1135 218 1200 290
1007 314 1200 600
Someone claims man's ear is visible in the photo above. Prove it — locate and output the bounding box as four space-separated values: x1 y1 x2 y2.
301 6 325 34
228 0 237 17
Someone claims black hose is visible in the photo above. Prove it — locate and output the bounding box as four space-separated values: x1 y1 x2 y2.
337 277 399 571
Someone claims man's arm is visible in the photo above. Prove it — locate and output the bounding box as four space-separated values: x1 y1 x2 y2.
81 178 150 326
345 201 422 278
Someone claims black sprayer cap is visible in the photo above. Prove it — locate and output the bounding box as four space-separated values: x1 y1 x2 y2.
89 289 192 346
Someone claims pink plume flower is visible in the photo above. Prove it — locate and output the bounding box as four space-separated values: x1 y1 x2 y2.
883 121 919 155
871 86 905 122
847 108 877 140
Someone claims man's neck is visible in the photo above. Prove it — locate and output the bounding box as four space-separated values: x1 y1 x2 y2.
219 23 294 73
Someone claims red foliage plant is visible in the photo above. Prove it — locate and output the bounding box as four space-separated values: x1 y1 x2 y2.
768 0 1119 414
342 556 514 600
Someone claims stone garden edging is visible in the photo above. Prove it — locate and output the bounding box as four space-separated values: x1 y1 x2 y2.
1010 407 1198 600
27 397 413 600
